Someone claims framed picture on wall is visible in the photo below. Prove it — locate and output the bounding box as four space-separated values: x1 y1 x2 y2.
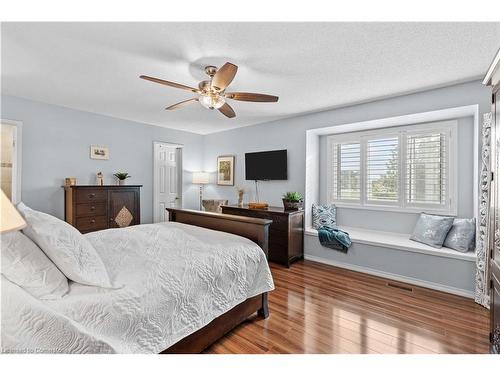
217 155 235 186
90 145 109 160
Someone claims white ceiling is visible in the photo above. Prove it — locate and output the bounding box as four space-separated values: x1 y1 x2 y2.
2 22 499 134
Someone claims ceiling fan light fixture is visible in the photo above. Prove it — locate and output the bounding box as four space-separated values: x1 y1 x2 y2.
199 93 225 110
140 61 279 118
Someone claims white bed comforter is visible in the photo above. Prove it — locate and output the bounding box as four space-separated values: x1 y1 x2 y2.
1 222 274 353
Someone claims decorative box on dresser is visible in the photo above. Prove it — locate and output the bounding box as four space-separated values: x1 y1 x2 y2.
221 204 304 267
63 185 142 233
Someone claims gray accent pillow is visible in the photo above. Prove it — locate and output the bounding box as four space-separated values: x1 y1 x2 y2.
443 218 476 253
312 204 336 229
410 213 454 248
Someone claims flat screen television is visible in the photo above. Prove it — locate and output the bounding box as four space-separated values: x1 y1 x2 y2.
245 149 287 180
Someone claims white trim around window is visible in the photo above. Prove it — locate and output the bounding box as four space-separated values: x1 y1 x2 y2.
326 120 458 215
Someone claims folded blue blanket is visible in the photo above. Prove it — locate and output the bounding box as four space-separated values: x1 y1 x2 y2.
317 225 352 253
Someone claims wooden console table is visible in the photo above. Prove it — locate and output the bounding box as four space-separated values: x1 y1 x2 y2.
221 204 304 267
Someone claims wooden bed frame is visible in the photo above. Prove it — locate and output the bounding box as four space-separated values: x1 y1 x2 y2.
160 208 272 354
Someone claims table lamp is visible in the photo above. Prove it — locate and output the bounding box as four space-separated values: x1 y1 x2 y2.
192 172 209 210
0 189 26 233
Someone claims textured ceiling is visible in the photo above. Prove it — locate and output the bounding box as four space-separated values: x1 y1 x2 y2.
2 22 499 134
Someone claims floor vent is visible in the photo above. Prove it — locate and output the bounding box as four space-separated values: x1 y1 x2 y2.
387 282 413 292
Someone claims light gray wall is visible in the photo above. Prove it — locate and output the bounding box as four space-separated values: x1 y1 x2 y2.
202 81 490 234
1 95 204 223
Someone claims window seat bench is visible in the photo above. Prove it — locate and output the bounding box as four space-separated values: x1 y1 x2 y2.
304 226 476 298
304 226 476 262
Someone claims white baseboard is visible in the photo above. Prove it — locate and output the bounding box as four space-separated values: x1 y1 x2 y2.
303 254 474 299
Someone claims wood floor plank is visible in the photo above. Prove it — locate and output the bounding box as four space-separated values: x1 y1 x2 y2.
204 260 489 354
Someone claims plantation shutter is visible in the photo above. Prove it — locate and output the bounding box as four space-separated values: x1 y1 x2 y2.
406 132 447 206
332 142 361 201
366 137 399 203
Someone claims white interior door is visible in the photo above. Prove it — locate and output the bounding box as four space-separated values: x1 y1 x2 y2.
153 142 182 222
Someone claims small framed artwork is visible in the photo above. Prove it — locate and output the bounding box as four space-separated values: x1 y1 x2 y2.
90 145 109 160
217 155 235 186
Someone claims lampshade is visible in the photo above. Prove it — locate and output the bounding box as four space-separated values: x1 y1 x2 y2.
192 172 209 184
0 189 26 233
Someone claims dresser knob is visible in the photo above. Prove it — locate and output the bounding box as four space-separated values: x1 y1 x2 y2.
91 219 95 223
90 206 95 211
89 193 95 198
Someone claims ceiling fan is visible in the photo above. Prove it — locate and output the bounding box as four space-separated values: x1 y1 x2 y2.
140 62 278 119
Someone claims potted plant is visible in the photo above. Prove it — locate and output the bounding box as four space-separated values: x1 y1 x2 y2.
282 191 304 211
114 172 131 185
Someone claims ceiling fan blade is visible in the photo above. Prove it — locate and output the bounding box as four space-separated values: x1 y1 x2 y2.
140 75 199 93
225 92 279 102
211 62 238 91
165 98 198 110
218 103 236 118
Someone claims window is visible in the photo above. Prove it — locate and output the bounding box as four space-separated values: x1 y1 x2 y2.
331 142 361 201
406 132 446 206
366 136 399 203
327 121 457 214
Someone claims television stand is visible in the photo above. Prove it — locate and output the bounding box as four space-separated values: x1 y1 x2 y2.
221 204 304 267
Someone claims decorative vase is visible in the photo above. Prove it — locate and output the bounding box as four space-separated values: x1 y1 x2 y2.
118 179 126 186
282 198 303 211
238 192 244 206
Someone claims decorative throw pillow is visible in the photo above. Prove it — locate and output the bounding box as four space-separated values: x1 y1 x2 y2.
17 203 113 288
443 218 476 253
312 204 337 229
1 231 69 299
410 213 454 248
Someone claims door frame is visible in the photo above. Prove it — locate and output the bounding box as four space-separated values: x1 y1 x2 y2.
153 141 183 223
1 119 23 203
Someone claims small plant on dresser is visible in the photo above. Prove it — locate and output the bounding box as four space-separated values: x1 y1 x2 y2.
282 191 304 211
113 172 131 185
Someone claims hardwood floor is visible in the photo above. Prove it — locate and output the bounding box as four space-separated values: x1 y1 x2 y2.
204 260 490 354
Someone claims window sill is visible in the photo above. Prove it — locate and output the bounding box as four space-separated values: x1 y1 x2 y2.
305 226 476 262
330 202 457 216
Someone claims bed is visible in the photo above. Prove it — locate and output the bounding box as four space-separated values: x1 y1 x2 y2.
1 209 274 354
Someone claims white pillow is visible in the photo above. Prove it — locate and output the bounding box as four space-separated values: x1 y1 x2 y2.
17 203 113 288
1 231 69 299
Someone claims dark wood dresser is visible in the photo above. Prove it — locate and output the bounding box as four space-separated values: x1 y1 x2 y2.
63 185 142 233
221 204 304 267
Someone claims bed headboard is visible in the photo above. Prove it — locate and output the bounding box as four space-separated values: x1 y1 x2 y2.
166 208 271 257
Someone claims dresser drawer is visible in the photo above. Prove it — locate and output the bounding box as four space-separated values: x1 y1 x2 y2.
75 189 107 203
75 202 106 217
75 215 107 232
